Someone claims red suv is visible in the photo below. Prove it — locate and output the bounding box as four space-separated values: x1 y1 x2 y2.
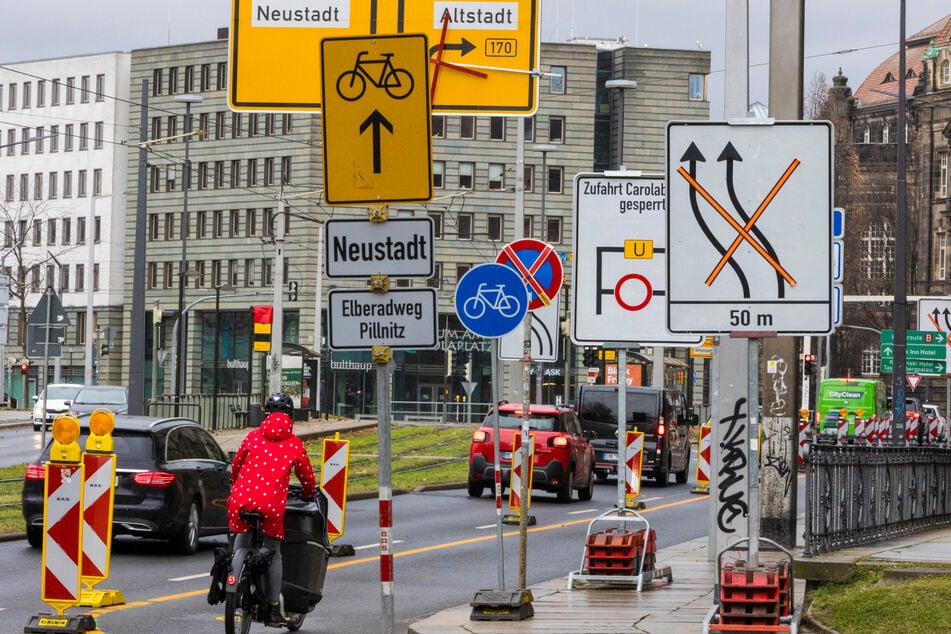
467 403 596 503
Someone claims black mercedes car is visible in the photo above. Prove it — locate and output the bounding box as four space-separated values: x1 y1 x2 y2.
22 415 231 554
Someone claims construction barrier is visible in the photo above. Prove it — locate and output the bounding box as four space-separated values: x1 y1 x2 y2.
583 528 656 577
716 560 792 629
624 430 644 507
321 436 350 540
507 433 535 514
693 424 711 494
797 421 809 467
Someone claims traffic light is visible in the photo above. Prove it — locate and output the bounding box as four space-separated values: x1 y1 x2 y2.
583 347 599 367
19 361 29 375
453 350 469 374
101 343 110 357
804 353 816 377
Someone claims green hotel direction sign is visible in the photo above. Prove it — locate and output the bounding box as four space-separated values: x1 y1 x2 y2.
881 329 947 345
880 357 946 375
880 343 947 360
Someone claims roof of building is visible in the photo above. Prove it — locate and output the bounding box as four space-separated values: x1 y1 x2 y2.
853 13 951 109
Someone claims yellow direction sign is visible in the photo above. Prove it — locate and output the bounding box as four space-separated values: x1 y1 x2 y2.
321 34 433 205
229 0 539 113
394 1 540 114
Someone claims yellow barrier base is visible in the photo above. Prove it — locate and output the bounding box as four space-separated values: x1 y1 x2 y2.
690 484 710 495
79 589 125 608
502 514 536 526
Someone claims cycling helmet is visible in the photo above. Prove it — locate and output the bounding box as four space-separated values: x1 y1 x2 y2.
263 392 294 417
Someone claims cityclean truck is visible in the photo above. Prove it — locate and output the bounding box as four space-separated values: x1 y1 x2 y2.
816 378 888 438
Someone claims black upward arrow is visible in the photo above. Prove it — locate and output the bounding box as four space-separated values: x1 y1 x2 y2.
718 142 785 298
359 110 393 174
429 38 477 58
681 142 750 298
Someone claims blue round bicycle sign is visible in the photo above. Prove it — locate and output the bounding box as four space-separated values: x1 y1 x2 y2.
454 263 528 338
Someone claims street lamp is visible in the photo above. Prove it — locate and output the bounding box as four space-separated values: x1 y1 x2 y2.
173 94 203 403
85 194 111 385
211 283 236 430
605 79 637 170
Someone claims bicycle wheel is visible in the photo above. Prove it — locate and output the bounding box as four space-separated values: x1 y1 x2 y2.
498 294 521 318
384 68 414 99
336 70 366 101
224 570 253 634
462 296 486 319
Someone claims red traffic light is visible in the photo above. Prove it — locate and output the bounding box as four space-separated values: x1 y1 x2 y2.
19 362 29 374
804 353 815 363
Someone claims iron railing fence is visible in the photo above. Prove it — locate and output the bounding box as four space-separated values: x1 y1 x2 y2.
804 442 951 556
146 393 263 430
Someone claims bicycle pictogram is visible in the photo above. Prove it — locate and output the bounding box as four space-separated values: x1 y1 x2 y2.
336 51 414 101
462 283 522 319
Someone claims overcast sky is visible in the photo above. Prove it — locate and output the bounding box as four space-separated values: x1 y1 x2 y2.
0 1 947 118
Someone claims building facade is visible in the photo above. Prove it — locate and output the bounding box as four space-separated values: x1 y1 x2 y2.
0 52 130 404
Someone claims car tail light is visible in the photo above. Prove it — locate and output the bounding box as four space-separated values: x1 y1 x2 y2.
132 471 176 488
472 430 489 443
25 464 46 481
657 417 666 437
550 436 569 448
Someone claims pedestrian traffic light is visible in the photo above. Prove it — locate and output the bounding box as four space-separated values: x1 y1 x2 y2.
453 350 468 373
804 354 816 376
19 361 29 375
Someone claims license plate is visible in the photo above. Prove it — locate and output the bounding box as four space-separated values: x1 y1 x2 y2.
602 452 618 461
501 451 512 460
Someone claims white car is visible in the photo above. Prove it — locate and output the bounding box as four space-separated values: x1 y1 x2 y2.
32 383 84 431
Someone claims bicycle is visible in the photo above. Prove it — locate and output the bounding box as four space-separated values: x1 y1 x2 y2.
224 485 331 633
336 51 414 101
462 283 522 319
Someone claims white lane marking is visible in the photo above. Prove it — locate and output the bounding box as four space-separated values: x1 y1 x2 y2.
475 523 497 530
170 572 210 582
639 496 662 503
354 540 404 551
567 508 601 516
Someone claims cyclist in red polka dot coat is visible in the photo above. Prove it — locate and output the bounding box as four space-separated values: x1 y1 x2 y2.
227 392 316 625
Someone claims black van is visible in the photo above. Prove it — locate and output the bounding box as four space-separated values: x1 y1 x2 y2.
575 385 698 486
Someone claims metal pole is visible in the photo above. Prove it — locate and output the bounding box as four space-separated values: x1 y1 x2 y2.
376 359 394 633
86 195 109 386
534 148 548 404
491 339 505 589
175 99 194 403
615 348 628 510
891 0 909 439
40 288 52 449
314 223 323 417
151 300 160 401
212 286 221 430
518 315 531 590
270 196 286 394
128 81 150 413
748 338 760 568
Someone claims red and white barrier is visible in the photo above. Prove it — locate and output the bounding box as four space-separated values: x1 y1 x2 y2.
836 417 848 445
624 431 644 504
81 452 115 583
507 433 535 513
853 418 866 445
321 438 350 540
42 462 84 614
797 421 809 465
696 425 712 484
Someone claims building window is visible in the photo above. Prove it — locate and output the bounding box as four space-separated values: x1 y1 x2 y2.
427 263 442 289
228 259 239 286
148 214 159 241
457 213 473 240
63 171 72 198
432 115 445 138
168 67 178 94
163 262 174 289
77 170 87 197
152 69 162 96
460 116 475 139
489 117 505 140
50 125 59 152
545 217 562 244
459 162 474 189
198 113 209 141
19 174 28 200
34 127 44 154
217 62 227 90
37 80 46 106
432 161 444 189
523 164 534 193
5 130 13 156
863 125 870 144
262 208 274 237
60 265 69 291
247 158 257 186
245 259 257 286
282 114 293 134
94 121 103 149
265 113 276 135
80 75 90 103
488 214 503 241
935 230 947 281
48 172 57 199
33 173 42 200
263 157 274 186
861 347 881 376
248 113 258 137
942 60 950 86
20 128 30 155
882 124 889 144
428 211 443 238
689 73 707 101
940 153 949 199
196 210 208 238
213 210 224 238
546 166 564 194
230 209 241 237
247 209 258 237
215 111 225 139
79 123 89 150
47 219 56 245
92 169 102 196
231 112 241 138
281 157 292 184
231 160 240 187
184 65 195 92
488 163 504 191
7 83 15 110
549 66 566 94
164 213 175 240
523 117 535 142
51 79 60 105
214 161 225 189
95 74 104 101
30 265 40 292
66 77 75 104
22 82 31 109
861 222 894 280
149 165 160 193
548 116 565 143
